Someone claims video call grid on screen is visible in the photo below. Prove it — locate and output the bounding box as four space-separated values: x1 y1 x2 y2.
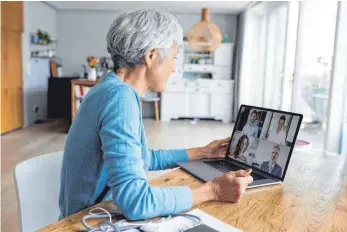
226 105 302 179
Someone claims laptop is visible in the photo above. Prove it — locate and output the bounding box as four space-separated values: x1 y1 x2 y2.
177 105 303 188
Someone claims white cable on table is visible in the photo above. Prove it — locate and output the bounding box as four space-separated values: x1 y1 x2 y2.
81 207 202 232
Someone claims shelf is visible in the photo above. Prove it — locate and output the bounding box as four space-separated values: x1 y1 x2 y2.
71 79 100 86
184 64 214 66
30 43 56 48
30 39 57 45
31 43 56 46
185 53 212 57
31 56 54 59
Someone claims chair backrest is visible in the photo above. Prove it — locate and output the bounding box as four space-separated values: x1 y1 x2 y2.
141 90 160 101
14 151 64 232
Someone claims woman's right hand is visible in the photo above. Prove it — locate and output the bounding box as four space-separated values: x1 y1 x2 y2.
211 169 253 202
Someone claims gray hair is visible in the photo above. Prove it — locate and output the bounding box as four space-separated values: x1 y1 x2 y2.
107 9 183 70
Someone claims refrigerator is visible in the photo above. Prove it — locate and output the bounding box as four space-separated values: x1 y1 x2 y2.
25 58 51 124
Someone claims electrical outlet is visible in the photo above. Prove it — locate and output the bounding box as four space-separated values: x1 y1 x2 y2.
33 105 39 113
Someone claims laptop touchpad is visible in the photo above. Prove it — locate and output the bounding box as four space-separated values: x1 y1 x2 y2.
186 165 224 182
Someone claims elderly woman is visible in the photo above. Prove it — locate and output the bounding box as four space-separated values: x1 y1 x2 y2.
59 9 253 220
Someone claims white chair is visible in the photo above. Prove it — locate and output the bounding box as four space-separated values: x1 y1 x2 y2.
14 151 64 232
141 91 160 121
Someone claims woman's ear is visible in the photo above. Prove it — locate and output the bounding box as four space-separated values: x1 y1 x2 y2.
144 48 158 68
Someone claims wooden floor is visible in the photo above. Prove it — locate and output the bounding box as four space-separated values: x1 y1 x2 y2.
1 119 233 232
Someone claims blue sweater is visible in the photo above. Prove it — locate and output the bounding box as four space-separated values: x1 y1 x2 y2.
59 72 192 220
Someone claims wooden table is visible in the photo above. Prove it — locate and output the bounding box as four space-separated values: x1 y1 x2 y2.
39 150 347 231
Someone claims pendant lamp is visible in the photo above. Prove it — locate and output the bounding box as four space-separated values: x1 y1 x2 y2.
188 8 222 51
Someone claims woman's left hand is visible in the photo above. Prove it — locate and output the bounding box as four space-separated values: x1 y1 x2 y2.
187 137 230 160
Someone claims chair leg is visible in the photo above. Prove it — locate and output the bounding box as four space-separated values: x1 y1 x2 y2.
154 101 159 121
141 101 144 115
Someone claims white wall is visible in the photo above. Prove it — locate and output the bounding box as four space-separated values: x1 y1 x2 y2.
22 2 57 125
56 11 238 76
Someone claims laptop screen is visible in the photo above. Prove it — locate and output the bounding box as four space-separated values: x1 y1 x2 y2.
225 105 303 180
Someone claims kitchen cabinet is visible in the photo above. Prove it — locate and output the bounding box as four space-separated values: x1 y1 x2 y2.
1 88 23 132
1 30 24 132
214 43 233 67
213 66 232 80
1 1 24 133
210 80 233 93
161 42 234 123
175 48 184 66
1 2 23 32
184 64 214 73
161 92 188 121
165 79 185 92
48 77 79 124
210 93 232 119
1 89 10 133
11 87 24 129
188 92 210 117
210 80 233 121
213 43 233 80
171 67 183 79
161 79 234 123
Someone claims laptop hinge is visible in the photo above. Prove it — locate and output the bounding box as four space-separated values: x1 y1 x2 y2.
227 159 281 181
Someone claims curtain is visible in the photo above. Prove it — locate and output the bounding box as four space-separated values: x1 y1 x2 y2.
232 13 246 121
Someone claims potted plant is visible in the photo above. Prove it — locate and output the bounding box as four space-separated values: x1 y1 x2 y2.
37 29 52 44
87 56 99 81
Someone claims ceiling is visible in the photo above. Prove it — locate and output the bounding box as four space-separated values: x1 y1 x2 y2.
45 1 251 14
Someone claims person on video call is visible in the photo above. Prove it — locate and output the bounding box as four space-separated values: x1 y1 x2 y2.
242 110 259 138
268 115 287 144
260 145 283 178
229 134 249 163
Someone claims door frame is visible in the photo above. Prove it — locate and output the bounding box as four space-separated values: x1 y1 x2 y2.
261 2 289 109
290 2 305 114
248 1 290 109
325 2 347 154
291 2 345 154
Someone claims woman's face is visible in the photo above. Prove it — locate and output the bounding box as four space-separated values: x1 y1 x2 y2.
145 47 178 92
278 119 285 130
241 138 248 153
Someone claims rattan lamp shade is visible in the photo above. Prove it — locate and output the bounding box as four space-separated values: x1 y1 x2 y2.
188 8 222 51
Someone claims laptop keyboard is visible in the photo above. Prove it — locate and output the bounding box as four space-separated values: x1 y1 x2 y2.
250 172 266 181
204 160 239 172
204 160 266 181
